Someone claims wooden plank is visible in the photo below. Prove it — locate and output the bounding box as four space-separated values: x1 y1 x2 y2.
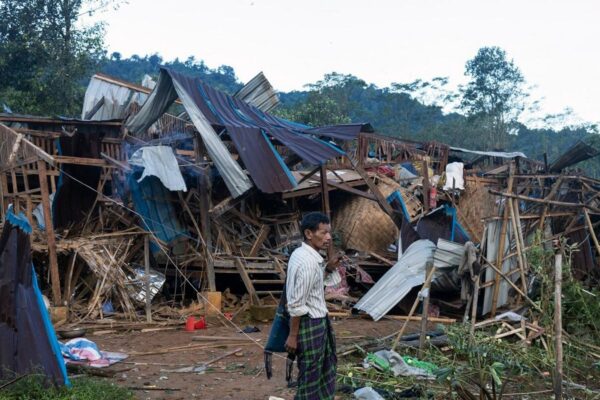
422 160 430 212
10 169 19 213
554 250 563 400
248 225 271 257
54 156 109 167
491 162 514 317
145 236 152 323
20 165 33 223
326 179 377 201
234 257 260 305
100 152 131 172
38 160 61 305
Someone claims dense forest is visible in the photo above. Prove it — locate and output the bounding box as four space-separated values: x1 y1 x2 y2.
1 0 599 175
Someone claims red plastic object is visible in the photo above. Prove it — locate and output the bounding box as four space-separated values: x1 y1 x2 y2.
185 316 196 331
194 317 206 330
223 312 233 321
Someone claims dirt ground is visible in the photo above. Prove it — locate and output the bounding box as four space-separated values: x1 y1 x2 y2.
91 317 407 400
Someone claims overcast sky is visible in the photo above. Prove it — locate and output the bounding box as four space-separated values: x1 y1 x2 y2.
89 0 600 126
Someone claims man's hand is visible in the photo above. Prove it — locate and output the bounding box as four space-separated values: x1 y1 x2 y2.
285 334 298 354
325 251 344 273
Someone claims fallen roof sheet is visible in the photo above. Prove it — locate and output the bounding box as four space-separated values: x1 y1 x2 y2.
81 74 151 120
354 239 436 321
234 71 280 112
126 68 369 194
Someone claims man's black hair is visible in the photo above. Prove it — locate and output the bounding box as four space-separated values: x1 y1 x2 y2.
300 212 330 240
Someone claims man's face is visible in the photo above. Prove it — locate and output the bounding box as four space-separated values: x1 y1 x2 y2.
305 223 332 251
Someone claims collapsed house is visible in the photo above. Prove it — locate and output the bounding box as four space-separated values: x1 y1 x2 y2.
1 68 599 330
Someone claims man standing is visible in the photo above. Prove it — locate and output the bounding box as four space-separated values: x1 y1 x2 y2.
285 212 340 400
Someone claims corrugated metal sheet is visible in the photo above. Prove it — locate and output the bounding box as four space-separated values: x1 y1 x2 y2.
81 74 150 120
482 221 517 315
234 72 280 112
354 239 436 321
127 67 367 194
434 238 464 269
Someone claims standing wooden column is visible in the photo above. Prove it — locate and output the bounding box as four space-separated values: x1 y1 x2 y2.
320 165 333 258
553 249 563 400
491 162 514 316
320 165 331 219
199 166 215 292
0 172 6 221
419 262 433 357
144 235 152 323
38 160 61 305
422 160 430 212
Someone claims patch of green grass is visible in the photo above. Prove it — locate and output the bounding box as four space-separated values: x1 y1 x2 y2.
0 375 133 400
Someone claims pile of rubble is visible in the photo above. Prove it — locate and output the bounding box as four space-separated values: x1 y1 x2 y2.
1 69 599 335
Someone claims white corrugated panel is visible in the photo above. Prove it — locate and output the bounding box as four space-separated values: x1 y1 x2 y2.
354 239 436 321
81 75 149 120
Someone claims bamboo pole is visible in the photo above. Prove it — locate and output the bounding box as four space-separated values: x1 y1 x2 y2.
554 250 563 400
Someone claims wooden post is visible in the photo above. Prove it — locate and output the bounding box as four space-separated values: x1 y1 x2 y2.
144 235 152 323
419 262 433 357
583 209 600 258
469 271 481 339
491 162 514 316
0 172 6 222
391 263 436 352
249 225 271 257
553 249 563 400
38 160 61 305
199 166 216 292
320 165 331 219
422 160 430 212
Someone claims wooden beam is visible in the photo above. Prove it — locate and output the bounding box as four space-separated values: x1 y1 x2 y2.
249 225 271 257
38 160 61 305
297 166 321 186
419 262 433 357
490 189 600 212
234 257 260 305
320 165 331 219
54 156 109 167
326 179 377 201
84 96 106 120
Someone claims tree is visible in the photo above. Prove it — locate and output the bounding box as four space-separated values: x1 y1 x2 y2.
0 0 110 115
460 47 527 150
